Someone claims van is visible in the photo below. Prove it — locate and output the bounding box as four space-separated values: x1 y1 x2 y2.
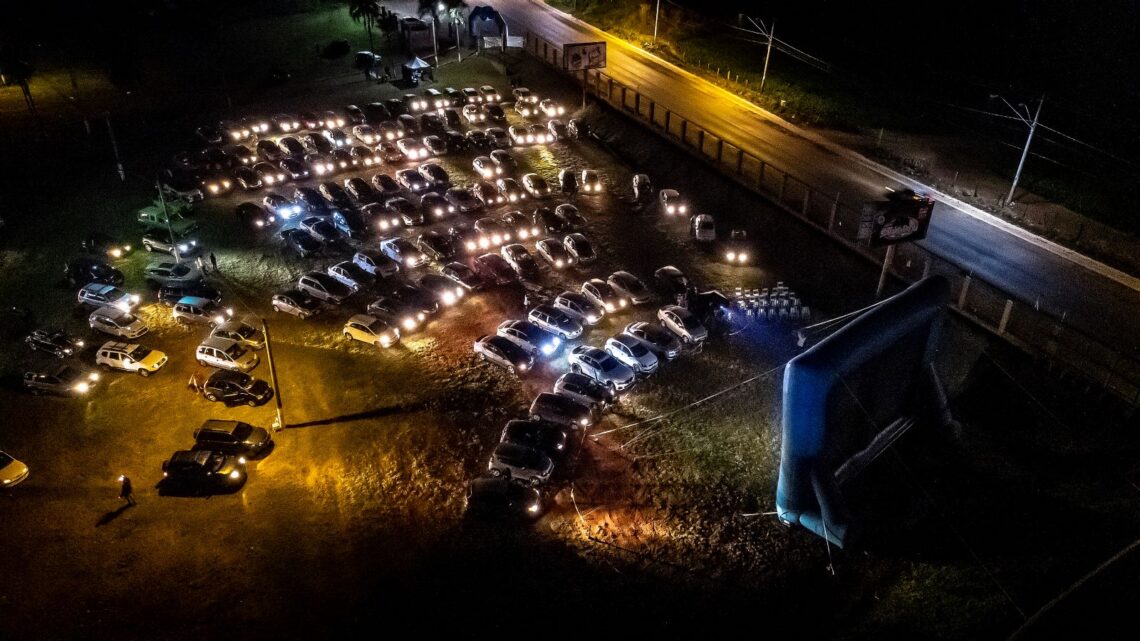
195 337 259 373
528 392 594 429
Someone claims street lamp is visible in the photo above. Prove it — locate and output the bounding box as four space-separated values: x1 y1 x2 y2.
990 94 1045 206
653 0 660 45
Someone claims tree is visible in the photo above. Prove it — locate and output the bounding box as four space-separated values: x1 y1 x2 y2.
418 0 468 42
348 0 380 53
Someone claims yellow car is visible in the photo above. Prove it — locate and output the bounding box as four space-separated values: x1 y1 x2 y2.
0 451 30 488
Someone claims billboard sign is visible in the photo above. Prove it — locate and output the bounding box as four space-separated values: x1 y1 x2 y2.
858 190 936 247
563 41 607 71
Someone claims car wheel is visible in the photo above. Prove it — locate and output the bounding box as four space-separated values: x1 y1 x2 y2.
489 467 502 477
530 477 541 487
272 304 281 313
205 393 219 402
343 332 352 340
137 369 150 377
246 399 257 407
144 243 154 252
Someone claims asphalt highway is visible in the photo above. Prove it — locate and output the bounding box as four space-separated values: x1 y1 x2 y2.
493 0 1140 357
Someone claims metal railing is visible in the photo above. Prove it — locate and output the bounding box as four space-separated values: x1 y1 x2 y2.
525 32 1140 406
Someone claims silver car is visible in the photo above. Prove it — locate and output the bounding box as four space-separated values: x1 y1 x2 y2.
488 442 554 486
658 305 708 344
89 306 148 338
605 334 659 375
624 321 681 360
567 345 636 391
528 304 584 340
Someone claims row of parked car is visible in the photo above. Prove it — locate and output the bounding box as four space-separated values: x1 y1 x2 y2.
160 420 274 493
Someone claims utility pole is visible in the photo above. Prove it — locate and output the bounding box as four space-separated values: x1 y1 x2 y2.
262 319 285 432
430 18 439 64
653 0 661 45
760 20 774 94
154 174 180 263
992 94 1044 206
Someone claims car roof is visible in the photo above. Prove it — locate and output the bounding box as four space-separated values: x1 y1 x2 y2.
176 296 211 306
199 336 238 350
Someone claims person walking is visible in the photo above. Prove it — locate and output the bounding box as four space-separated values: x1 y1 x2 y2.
209 252 218 272
195 255 206 273
118 475 135 506
187 367 207 394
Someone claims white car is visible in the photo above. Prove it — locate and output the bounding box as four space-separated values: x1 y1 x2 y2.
553 291 603 325
343 314 399 348
298 216 340 243
210 319 266 350
508 125 533 146
581 278 627 313
474 335 534 374
352 124 378 144
567 345 636 391
271 290 322 319
196 336 259 372
396 137 429 161
473 155 500 179
353 250 400 278
658 305 708 344
0 451 30 488
89 306 148 338
605 334 659 375
660 189 687 214
95 341 168 376
539 98 566 117
462 104 487 124
528 304 584 340
607 271 653 305
380 237 428 268
297 272 353 304
497 319 562 357
522 173 551 198
327 261 375 292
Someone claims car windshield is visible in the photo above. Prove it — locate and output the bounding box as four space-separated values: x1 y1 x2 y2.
231 423 252 440
225 344 247 358
683 315 702 330
0 452 12 467
627 341 649 357
130 346 152 359
118 312 138 324
599 355 622 372
236 325 256 338
92 264 115 277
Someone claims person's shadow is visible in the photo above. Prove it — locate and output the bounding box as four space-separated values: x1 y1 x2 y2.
95 503 134 527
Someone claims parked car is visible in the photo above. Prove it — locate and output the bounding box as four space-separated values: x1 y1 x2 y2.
420 193 455 221
64 257 124 288
536 238 574 269
474 335 534 374
539 98 566 117
195 337 259 372
327 261 376 291
497 319 562 357
89 306 148 338
555 204 587 229
395 168 430 192
423 134 448 156
488 443 553 486
579 169 603 193
25 329 85 358
690 214 716 242
194 419 273 456
161 450 246 487
501 244 540 280
528 304 584 340
465 477 543 518
605 334 659 375
558 168 578 194
78 283 139 311
502 419 568 457
299 216 340 243
607 271 653 305
660 188 687 214
271 289 322 319
564 234 596 264
23 364 100 395
658 305 708 344
201 370 274 406
143 261 203 287
352 250 400 278
534 207 567 234
417 273 465 306
624 321 682 360
297 272 353 304
396 137 429 160
632 174 654 203
0 451 30 488
366 296 428 333
522 173 551 199
445 187 482 214
208 319 265 350
81 232 132 260
473 253 518 285
654 265 690 297
281 229 322 258
529 392 594 429
440 262 483 291
95 341 168 376
236 202 277 229
554 371 617 410
502 211 541 241
553 291 604 325
581 278 627 313
386 197 424 226
172 296 234 327
567 345 636 390
343 314 399 348
157 282 221 307
380 237 428 268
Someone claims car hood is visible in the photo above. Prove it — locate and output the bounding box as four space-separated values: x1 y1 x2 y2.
0 460 29 485
139 351 167 369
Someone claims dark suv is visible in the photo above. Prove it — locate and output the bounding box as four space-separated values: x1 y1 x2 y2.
64 257 124 288
162 450 246 486
201 371 274 407
192 419 273 457
157 282 223 307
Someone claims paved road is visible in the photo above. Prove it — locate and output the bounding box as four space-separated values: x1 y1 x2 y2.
494 0 1140 356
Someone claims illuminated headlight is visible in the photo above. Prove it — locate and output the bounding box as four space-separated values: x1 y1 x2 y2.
738 253 748 263
264 176 275 184
495 167 502 175
380 335 393 347
209 184 219 194
620 299 628 308
503 233 511 241
586 314 598 323
448 205 455 213
74 382 90 394
434 207 443 216
558 107 566 115
255 220 265 228
580 418 589 426
455 287 464 299
725 251 736 262
541 343 554 356
90 372 100 381
441 291 456 306
496 196 503 203
679 205 688 213
554 259 563 268
277 173 285 181
518 230 529 240
223 180 232 188
666 204 675 213
481 169 491 178
416 312 426 321
75 340 85 348
517 362 529 372
110 248 122 258
314 166 326 175
401 317 417 330
129 294 140 304
339 161 348 168
491 234 502 245
521 109 530 116
336 118 345 127
531 227 539 236
229 470 242 480
508 194 517 202
525 135 534 143
604 302 615 312
177 243 189 252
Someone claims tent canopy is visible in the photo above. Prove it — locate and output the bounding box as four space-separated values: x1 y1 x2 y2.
402 57 432 71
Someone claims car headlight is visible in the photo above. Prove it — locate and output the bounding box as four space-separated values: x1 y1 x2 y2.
238 456 247 464
586 314 598 323
130 294 140 303
402 317 417 330
541 343 554 356
229 470 242 479
416 312 426 321
738 253 748 263
580 418 589 426
620 299 628 308
517 362 529 372
441 291 456 306
491 234 501 244
89 372 100 381
465 241 476 251
74 382 90 393
455 288 464 298
666 204 674 213
209 185 219 193
604 302 615 312
725 251 736 261
554 259 563 268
